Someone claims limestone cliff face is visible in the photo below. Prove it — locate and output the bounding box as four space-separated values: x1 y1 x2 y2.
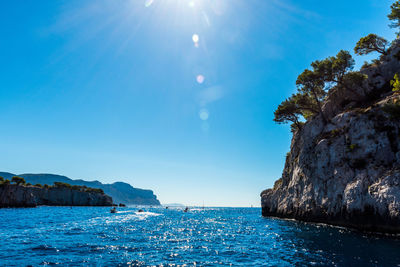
0 173 161 206
0 184 113 207
261 41 400 233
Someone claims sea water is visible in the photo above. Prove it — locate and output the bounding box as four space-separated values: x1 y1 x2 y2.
1 207 400 266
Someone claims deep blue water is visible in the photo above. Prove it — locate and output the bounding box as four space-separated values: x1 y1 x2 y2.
1 207 400 266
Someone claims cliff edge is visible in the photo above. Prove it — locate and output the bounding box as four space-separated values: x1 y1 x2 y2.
0 184 113 208
261 40 400 233
0 173 160 206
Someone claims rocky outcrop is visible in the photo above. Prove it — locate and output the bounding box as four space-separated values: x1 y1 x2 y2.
261 42 400 233
0 184 113 208
0 173 161 206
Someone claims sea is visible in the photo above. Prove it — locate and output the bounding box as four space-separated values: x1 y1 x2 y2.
1 207 400 266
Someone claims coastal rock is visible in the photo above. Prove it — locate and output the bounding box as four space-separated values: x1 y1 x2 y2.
0 184 113 208
0 173 161 206
261 42 400 233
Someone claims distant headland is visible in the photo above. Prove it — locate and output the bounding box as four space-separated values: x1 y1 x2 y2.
0 172 161 206
0 176 113 207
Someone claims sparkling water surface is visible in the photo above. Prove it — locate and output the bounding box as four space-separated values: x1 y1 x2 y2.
1 207 400 266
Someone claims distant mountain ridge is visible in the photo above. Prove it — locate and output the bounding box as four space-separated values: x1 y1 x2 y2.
0 172 160 206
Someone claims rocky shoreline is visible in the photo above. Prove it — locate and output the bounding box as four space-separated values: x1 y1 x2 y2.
0 184 113 208
0 172 161 206
261 32 400 232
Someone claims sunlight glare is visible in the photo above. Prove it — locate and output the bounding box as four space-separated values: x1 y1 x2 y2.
192 34 199 44
192 34 200 47
196 75 205 84
199 109 209 121
144 0 154 8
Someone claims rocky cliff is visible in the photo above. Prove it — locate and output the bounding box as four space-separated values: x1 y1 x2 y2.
0 172 161 206
0 184 113 208
261 41 400 233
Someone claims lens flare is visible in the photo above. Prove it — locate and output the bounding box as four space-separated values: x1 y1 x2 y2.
144 0 153 7
196 75 205 84
192 34 199 44
199 109 209 120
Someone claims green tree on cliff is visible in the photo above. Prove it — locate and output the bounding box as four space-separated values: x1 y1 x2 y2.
0 177 4 182
354 34 388 55
273 50 361 128
11 176 26 185
273 97 303 130
273 92 318 131
388 1 400 31
296 69 327 123
312 50 355 86
292 92 319 119
312 50 368 98
341 72 368 96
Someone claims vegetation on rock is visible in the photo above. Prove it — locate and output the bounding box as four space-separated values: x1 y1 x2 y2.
264 0 400 234
53 182 104 194
274 1 400 133
273 50 359 130
11 176 26 185
0 177 105 195
391 73 400 92
354 34 388 56
389 1 400 31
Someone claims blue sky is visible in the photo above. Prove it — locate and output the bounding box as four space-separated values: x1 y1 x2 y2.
0 0 396 206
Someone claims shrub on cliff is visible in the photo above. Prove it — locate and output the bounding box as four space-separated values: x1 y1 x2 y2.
54 182 72 189
391 74 400 93
11 176 26 185
0 177 3 182
85 187 104 194
34 184 42 187
51 182 104 194
71 185 82 191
